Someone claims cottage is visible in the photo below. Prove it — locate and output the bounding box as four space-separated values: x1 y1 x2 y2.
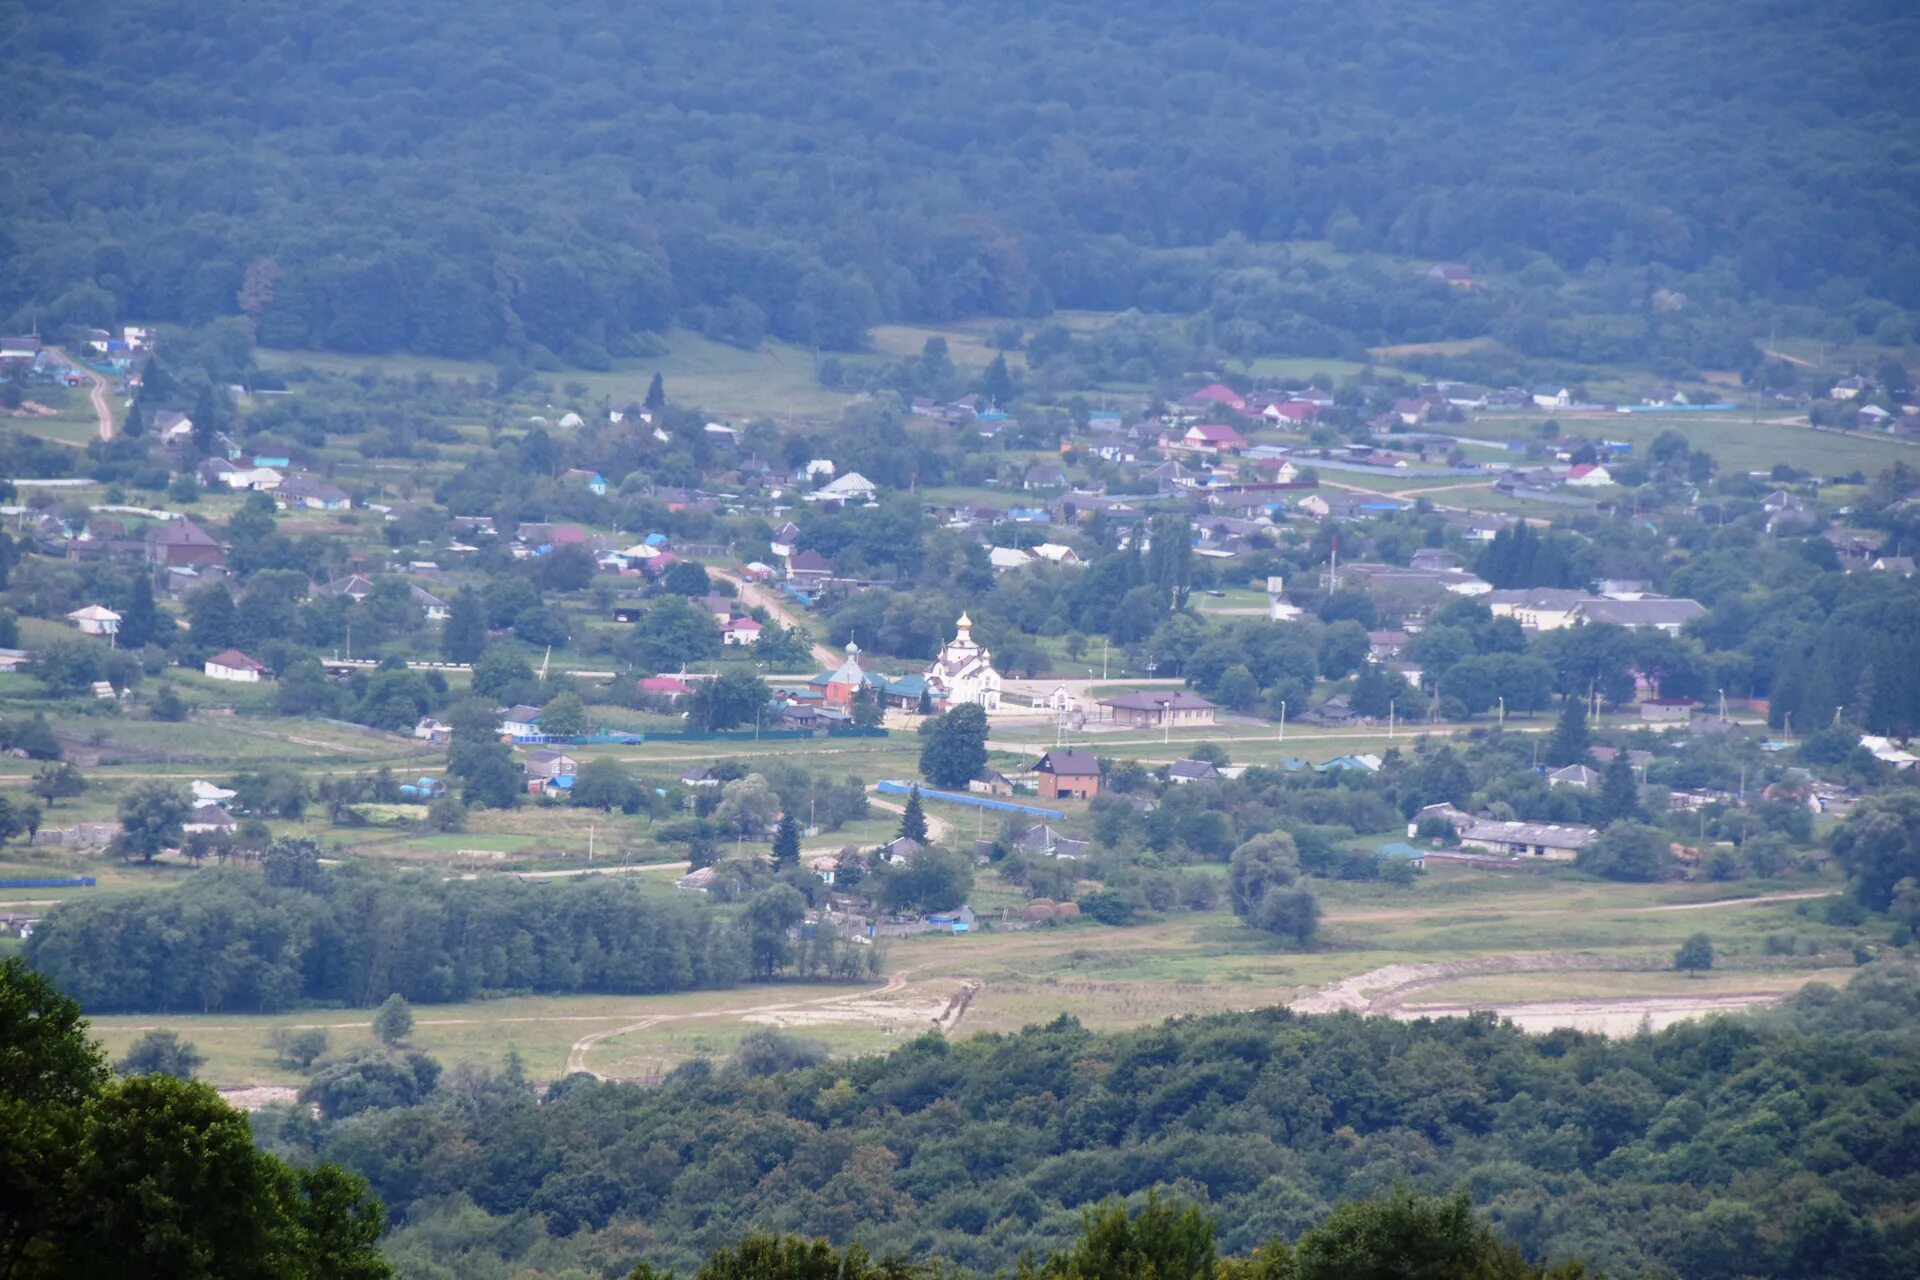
203 649 268 682
145 519 225 568
1547 764 1601 790
275 475 352 511
1564 463 1613 487
1531 386 1572 409
1023 463 1069 491
640 676 693 701
786 548 835 586
680 766 721 787
1181 423 1249 454
1166 758 1220 784
525 749 580 780
1373 842 1428 871
413 717 452 743
184 803 238 834
809 471 877 504
1098 691 1219 728
1639 698 1696 724
499 705 543 737
968 771 1013 797
721 616 763 646
1033 750 1102 800
1013 823 1090 859
66 604 121 638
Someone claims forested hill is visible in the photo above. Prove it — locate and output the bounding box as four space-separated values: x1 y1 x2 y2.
3 0 1917 360
267 963 1920 1279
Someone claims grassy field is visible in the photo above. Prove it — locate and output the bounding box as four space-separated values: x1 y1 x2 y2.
1468 409 1915 477
258 328 855 418
71 864 1855 1088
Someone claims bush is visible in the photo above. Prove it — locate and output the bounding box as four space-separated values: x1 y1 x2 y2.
371 993 414 1045
268 1026 330 1069
116 1029 204 1080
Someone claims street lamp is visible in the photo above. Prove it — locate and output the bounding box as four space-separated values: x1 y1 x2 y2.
1497 695 1505 728
1389 697 1396 739
1157 696 1171 745
1278 700 1286 743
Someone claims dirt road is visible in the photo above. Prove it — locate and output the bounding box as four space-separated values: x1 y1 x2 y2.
711 569 840 667
1323 889 1833 926
866 785 950 844
565 965 926 1077
47 347 113 440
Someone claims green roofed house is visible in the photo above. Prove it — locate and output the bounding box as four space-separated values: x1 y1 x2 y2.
1373 842 1427 870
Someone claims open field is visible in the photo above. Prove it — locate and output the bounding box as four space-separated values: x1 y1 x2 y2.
76 866 1855 1089
1468 409 1915 477
258 328 855 418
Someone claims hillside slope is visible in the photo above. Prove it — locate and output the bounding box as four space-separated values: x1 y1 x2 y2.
3 0 1916 359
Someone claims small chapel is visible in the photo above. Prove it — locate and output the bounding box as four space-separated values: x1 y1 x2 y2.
924 613 1002 711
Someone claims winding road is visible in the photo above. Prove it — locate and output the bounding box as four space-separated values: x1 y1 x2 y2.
47 346 113 440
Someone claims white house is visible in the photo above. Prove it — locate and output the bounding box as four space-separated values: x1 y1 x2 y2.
1563 463 1613 487
809 471 876 503
66 604 121 638
203 649 268 682
1031 543 1083 565
413 717 452 743
499 704 542 737
1531 386 1572 409
721 616 763 646
989 547 1034 571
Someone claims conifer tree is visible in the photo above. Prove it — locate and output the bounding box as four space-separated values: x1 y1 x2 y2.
899 786 929 843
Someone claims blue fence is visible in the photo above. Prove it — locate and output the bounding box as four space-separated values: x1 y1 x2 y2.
0 876 96 890
875 780 1064 820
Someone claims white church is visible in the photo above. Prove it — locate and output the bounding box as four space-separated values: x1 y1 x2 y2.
925 613 1003 711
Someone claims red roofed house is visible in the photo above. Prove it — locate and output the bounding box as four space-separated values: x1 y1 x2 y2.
204 649 269 683
1181 423 1248 454
1260 400 1317 425
640 676 692 701
1184 383 1247 413
1564 463 1614 488
721 616 763 646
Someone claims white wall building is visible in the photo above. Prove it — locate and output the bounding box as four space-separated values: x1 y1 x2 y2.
924 613 1002 711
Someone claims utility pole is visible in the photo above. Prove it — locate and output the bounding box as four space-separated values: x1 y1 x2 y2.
1278 700 1286 743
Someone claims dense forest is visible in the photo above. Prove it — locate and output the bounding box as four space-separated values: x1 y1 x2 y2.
4 1 1917 363
254 960 1920 1280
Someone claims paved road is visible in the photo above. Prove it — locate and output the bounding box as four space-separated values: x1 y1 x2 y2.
47 347 113 440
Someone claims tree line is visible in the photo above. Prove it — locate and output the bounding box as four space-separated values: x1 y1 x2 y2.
24 857 761 1013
